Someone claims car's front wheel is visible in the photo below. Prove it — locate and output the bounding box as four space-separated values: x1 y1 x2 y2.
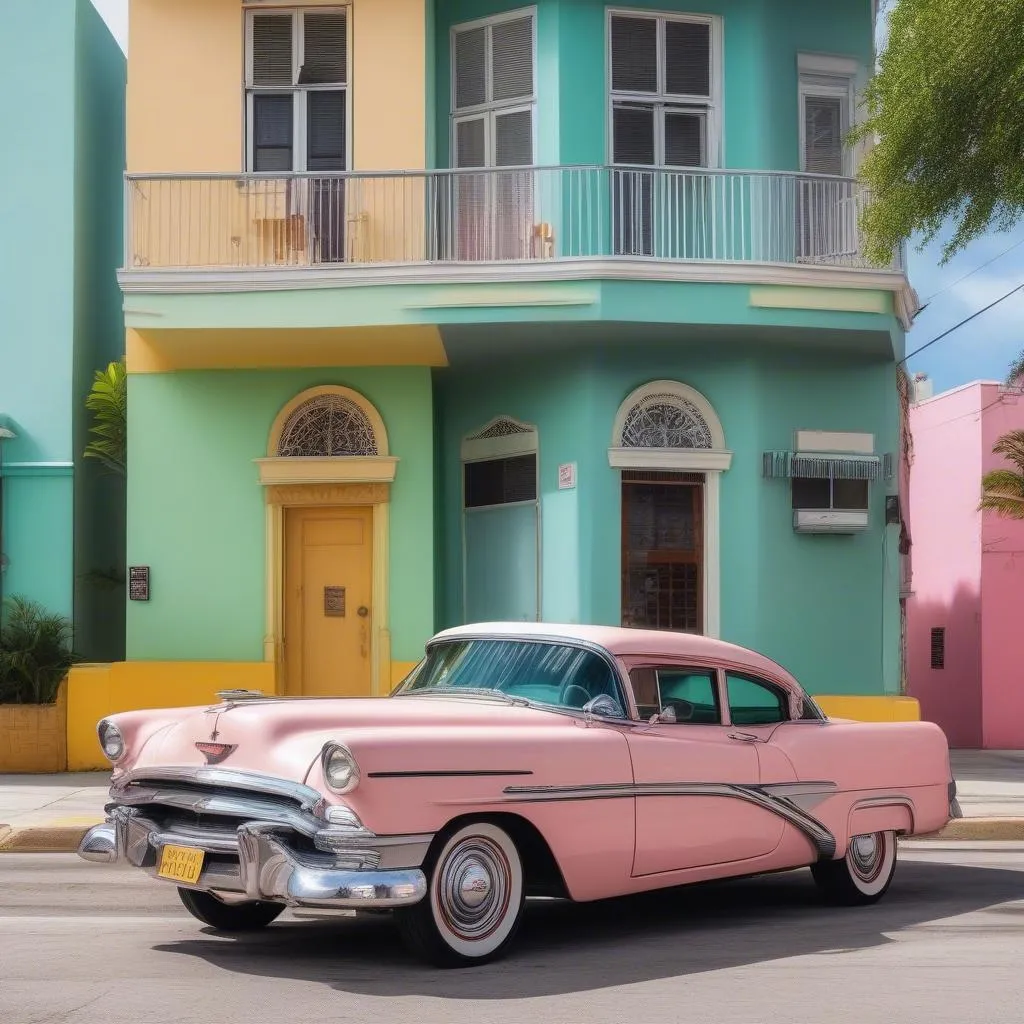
811 830 897 906
177 888 285 931
395 821 525 968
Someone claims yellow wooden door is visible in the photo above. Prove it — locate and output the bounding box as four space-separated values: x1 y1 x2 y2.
284 506 373 697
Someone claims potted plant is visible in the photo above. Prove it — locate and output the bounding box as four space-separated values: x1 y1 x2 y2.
0 596 77 772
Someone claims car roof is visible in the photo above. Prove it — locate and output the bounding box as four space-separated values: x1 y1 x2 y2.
431 622 802 690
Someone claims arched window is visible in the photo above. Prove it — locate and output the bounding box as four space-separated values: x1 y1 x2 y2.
612 380 725 455
268 386 389 459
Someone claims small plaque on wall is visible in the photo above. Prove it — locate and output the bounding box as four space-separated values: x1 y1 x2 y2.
324 586 346 617
129 566 150 602
558 462 577 490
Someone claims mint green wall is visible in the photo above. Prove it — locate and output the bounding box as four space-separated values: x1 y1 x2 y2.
126 368 434 664
435 338 901 696
0 0 125 658
73 0 127 661
435 0 872 169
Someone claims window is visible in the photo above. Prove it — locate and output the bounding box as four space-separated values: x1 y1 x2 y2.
725 673 788 726
398 639 626 714
451 11 536 169
630 666 720 723
464 454 537 509
245 8 349 172
799 73 852 177
930 627 945 670
792 476 869 512
609 12 720 169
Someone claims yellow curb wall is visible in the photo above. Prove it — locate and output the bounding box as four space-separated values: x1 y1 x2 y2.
815 695 921 722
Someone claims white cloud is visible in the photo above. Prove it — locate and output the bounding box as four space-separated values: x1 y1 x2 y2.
90 0 128 50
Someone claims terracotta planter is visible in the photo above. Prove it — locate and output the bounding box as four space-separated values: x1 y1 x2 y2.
0 680 68 773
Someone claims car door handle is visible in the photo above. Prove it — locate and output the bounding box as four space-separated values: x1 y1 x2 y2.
729 731 766 743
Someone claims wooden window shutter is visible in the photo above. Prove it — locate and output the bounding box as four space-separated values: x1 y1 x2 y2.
491 16 533 101
301 10 347 85
454 26 487 109
611 16 658 93
664 20 711 96
252 14 293 86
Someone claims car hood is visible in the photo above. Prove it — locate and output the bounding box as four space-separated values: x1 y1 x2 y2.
120 694 578 782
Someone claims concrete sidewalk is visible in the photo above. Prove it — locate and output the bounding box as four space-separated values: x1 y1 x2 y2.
0 750 1022 853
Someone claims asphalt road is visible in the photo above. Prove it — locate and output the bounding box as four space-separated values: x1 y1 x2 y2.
2 845 1023 1024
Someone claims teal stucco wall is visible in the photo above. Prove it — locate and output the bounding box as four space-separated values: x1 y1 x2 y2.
0 0 125 661
434 338 901 697
434 0 873 168
126 368 435 665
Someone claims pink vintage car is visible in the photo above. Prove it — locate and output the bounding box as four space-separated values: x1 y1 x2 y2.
79 623 956 967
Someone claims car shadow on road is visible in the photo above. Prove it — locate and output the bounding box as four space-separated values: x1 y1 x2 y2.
154 859 1024 998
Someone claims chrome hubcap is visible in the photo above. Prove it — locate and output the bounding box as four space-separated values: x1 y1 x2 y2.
849 832 884 882
437 838 511 941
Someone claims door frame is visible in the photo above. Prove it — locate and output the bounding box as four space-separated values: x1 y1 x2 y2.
265 484 390 697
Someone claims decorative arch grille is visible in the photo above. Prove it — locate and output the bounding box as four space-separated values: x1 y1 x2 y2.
620 392 714 450
468 417 535 442
277 394 379 457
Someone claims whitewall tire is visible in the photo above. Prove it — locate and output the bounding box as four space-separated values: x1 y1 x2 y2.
395 821 525 967
811 830 898 905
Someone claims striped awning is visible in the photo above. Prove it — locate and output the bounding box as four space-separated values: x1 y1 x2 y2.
763 451 894 481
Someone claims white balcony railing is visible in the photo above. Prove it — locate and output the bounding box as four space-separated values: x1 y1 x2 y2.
123 166 900 274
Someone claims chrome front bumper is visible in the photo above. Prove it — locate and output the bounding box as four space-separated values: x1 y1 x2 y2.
78 803 429 910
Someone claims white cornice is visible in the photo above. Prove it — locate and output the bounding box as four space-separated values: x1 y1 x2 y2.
608 448 734 472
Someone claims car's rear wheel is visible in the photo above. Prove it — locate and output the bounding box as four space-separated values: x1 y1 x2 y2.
811 830 897 906
177 888 285 931
395 821 525 968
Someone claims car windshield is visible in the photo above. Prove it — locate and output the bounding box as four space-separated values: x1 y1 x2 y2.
393 638 627 715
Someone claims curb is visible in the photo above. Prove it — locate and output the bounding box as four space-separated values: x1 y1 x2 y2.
1 817 1024 854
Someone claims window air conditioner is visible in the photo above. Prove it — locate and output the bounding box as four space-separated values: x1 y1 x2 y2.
793 509 869 534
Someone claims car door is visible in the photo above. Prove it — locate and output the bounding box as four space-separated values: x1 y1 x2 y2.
622 659 786 876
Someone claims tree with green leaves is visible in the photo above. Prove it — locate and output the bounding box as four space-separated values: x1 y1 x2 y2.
854 0 1024 266
980 431 1024 521
84 361 126 476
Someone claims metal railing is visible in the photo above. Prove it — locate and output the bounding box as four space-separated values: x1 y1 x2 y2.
123 166 900 273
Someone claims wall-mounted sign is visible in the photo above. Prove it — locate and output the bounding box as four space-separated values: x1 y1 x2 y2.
129 566 150 602
324 586 346 617
558 462 577 490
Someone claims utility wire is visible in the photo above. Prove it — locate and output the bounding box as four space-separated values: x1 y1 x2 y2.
921 236 1024 305
900 280 1024 365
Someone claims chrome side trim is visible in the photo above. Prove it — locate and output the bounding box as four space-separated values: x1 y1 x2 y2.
504 780 838 859
113 767 324 810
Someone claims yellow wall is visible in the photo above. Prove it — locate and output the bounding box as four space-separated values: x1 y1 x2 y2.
816 695 921 722
127 0 426 175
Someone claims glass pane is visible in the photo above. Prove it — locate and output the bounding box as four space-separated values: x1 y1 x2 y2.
726 673 786 725
301 11 347 85
612 104 655 164
306 90 346 171
622 482 702 632
665 20 711 96
833 477 869 510
494 109 533 166
658 669 720 723
791 477 830 509
454 26 487 108
804 95 844 175
253 94 293 172
455 116 486 168
491 17 533 101
611 16 658 92
464 455 537 508
665 110 705 167
252 14 293 87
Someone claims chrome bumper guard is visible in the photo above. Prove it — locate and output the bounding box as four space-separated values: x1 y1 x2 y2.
78 803 429 910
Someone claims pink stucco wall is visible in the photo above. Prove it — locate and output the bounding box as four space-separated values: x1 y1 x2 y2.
907 383 985 748
979 389 1024 748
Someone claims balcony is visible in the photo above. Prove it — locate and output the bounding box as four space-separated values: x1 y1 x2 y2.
121 166 904 288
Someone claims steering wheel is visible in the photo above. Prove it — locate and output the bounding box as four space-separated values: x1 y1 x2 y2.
559 682 591 709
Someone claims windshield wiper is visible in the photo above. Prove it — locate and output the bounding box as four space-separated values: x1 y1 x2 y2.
396 686 531 707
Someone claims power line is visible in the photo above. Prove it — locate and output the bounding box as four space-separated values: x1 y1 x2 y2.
900 280 1024 365
921 236 1024 304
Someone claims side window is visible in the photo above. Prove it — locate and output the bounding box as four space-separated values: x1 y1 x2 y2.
725 673 787 726
629 667 721 724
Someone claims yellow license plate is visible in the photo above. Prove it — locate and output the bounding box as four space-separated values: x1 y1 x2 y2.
157 844 205 884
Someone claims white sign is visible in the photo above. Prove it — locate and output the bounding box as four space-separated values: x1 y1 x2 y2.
558 462 577 490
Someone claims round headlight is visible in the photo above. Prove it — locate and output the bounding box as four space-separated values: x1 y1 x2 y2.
97 720 125 763
322 743 360 794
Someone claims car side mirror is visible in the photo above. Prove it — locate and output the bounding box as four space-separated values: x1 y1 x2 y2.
649 706 677 725
583 694 623 719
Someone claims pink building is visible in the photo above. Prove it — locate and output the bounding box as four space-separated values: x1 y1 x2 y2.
907 378 1024 749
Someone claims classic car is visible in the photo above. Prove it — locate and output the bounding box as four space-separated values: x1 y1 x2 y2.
78 623 956 968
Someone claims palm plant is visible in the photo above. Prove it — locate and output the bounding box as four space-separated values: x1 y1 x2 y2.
0 597 77 705
84 360 126 475
979 430 1024 520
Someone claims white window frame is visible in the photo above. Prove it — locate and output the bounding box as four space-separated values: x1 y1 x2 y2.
797 53 859 177
244 4 352 173
606 8 724 169
450 7 538 169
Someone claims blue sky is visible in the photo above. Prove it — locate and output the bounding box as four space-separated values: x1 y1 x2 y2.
90 0 1021 394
